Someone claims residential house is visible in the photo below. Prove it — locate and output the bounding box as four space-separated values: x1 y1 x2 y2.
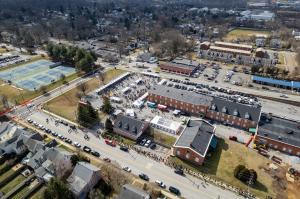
68 162 101 199
117 184 150 199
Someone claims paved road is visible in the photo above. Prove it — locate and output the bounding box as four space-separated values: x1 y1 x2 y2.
27 111 242 199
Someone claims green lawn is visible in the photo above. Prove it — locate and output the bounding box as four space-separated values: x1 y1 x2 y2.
149 129 177 148
0 174 26 194
30 186 46 199
224 28 271 41
0 168 15 182
11 186 29 199
44 69 125 122
169 138 275 199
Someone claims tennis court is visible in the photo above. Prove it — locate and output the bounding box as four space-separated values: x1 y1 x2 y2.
0 59 76 91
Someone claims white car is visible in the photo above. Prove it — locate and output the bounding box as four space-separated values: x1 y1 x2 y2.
122 167 131 173
144 140 151 147
155 180 166 188
74 142 81 148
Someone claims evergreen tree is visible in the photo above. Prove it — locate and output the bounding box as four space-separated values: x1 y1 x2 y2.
101 96 112 114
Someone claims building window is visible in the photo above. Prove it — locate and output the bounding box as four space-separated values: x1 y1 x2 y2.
282 147 286 151
176 150 180 156
195 157 199 162
288 149 292 154
185 152 190 159
297 152 300 156
274 145 278 149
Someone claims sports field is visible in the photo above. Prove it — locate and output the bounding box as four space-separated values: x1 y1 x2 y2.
0 59 75 91
224 28 271 41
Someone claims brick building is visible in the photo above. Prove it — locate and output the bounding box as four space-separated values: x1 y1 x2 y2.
159 58 200 76
214 41 253 51
255 113 300 157
148 85 213 117
113 115 149 141
206 97 261 129
173 120 216 165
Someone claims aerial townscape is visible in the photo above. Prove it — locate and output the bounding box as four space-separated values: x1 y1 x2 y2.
0 0 300 199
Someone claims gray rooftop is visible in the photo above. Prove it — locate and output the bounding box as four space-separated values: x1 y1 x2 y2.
175 120 214 157
210 97 261 122
150 85 213 106
117 184 150 199
171 57 200 68
114 115 148 136
257 113 300 148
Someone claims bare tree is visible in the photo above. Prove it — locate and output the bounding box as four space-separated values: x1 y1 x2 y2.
1 95 9 109
77 82 88 95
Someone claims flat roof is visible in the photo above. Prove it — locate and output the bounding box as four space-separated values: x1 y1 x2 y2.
215 41 253 49
174 120 215 157
149 85 213 106
257 113 300 148
159 58 199 71
252 75 300 89
210 46 252 55
150 116 181 132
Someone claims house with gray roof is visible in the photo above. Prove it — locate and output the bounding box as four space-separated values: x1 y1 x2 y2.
67 162 101 199
206 97 261 130
117 184 150 199
173 119 216 165
113 115 149 140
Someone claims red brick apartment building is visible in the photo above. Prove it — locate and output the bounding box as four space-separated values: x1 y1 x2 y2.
148 85 262 130
214 41 253 51
148 85 213 117
255 113 300 156
206 97 261 129
173 120 216 165
159 57 200 76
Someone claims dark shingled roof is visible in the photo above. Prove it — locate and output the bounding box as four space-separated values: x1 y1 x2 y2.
117 184 150 199
175 120 215 157
114 115 148 136
257 113 300 148
149 85 213 106
210 97 261 122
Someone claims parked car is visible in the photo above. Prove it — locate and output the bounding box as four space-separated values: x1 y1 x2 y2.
139 138 147 146
229 136 237 142
65 138 72 144
27 119 33 123
123 166 131 173
105 139 117 147
174 168 184 176
74 142 81 148
83 146 92 153
91 150 100 157
139 173 149 181
149 143 156 150
120 146 129 152
155 180 166 188
169 186 180 196
103 157 111 162
52 132 58 137
144 140 152 147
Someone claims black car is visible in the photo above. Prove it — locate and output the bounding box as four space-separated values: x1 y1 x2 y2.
139 173 149 181
120 146 129 152
83 146 92 153
169 186 181 196
91 150 100 157
149 143 156 150
174 168 184 176
65 138 72 144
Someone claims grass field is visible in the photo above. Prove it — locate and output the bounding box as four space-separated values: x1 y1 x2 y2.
44 69 125 122
30 186 46 199
11 186 29 199
0 168 16 182
149 129 177 148
169 138 275 199
224 28 271 41
0 174 26 194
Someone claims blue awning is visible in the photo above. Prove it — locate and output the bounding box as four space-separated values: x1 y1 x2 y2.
210 135 218 149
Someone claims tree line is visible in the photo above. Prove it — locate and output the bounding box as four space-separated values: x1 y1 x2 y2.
47 44 96 73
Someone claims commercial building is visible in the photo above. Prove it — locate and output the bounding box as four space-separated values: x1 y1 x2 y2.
240 10 275 21
148 85 213 117
252 76 300 92
215 41 253 52
150 116 182 135
173 120 216 165
113 115 149 141
255 113 300 157
206 97 261 129
159 57 200 76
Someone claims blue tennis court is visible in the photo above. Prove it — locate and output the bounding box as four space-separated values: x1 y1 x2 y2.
0 59 76 91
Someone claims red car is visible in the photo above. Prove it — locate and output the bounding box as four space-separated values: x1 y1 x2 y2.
105 139 116 147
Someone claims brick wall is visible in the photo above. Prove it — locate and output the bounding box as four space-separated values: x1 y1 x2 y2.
159 63 193 76
255 135 300 156
173 147 205 165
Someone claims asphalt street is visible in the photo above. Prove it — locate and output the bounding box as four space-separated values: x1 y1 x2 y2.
27 111 242 199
